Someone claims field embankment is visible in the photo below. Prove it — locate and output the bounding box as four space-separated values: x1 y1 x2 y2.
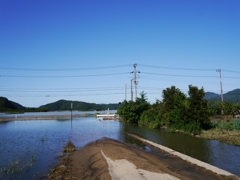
49 137 239 180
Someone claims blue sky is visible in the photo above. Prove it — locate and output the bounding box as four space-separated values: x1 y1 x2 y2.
0 0 240 107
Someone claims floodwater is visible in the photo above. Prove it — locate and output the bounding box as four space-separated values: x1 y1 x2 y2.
0 110 117 118
122 124 240 177
0 115 239 179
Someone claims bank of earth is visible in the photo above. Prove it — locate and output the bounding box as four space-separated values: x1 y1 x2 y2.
49 137 239 180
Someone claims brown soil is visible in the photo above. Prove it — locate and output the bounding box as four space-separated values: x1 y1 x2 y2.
48 138 239 180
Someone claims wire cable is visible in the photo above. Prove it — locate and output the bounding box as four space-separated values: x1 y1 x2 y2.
0 64 132 71
0 72 129 78
138 64 216 71
141 72 217 78
139 64 240 74
141 72 240 79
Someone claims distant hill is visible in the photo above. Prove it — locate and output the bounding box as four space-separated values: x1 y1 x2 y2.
10 101 26 110
0 97 26 111
223 89 240 102
204 89 240 102
204 92 220 100
40 99 120 111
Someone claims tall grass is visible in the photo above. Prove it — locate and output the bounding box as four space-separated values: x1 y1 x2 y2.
232 119 240 130
211 119 240 130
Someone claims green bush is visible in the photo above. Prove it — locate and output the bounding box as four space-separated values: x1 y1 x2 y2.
232 119 240 130
184 121 201 134
215 120 233 130
118 92 150 124
139 109 162 129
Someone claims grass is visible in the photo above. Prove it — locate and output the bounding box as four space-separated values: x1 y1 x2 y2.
197 119 240 146
62 141 76 153
0 151 37 179
48 141 76 179
200 129 240 146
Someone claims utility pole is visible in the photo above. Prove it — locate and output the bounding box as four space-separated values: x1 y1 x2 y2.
125 84 127 101
216 69 223 102
130 78 134 101
71 102 73 120
132 64 140 101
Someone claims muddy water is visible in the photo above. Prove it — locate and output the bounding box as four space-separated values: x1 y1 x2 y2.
0 117 239 179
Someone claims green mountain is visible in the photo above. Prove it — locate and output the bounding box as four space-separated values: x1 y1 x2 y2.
40 99 120 111
0 97 23 111
204 92 220 100
10 101 26 110
204 89 240 102
223 89 240 102
0 96 119 112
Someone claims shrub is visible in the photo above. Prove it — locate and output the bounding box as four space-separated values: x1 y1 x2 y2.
232 119 240 130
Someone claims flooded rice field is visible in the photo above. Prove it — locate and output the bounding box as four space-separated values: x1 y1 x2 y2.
0 114 240 179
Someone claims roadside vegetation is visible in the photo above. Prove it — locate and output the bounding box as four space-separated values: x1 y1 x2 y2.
117 85 240 146
48 141 76 179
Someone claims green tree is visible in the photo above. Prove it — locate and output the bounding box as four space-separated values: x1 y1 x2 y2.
186 85 210 128
162 86 187 126
118 91 150 124
162 86 185 113
139 100 165 129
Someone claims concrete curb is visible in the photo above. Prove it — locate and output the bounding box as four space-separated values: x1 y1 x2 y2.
128 133 239 178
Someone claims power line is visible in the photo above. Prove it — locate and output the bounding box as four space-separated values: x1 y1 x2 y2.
139 64 240 74
0 87 123 92
0 72 129 78
0 86 123 89
221 69 240 74
2 72 239 79
139 64 216 71
141 72 216 78
0 86 225 94
2 63 240 74
0 64 132 71
141 72 240 79
3 92 125 97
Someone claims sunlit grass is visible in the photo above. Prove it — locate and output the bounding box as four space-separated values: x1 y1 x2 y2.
200 129 240 146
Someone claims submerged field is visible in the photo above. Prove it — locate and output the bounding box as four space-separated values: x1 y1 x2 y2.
0 115 240 179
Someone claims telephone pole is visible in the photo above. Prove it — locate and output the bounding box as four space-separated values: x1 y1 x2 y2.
125 84 127 101
71 103 73 120
131 64 140 101
130 78 134 101
216 69 223 102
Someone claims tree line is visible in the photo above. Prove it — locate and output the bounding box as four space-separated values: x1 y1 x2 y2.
117 85 240 134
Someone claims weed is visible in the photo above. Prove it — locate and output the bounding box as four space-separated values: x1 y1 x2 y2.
50 168 55 173
62 141 75 153
40 136 45 143
0 149 37 179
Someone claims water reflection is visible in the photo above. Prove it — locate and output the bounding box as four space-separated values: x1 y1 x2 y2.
0 117 121 179
121 123 240 176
